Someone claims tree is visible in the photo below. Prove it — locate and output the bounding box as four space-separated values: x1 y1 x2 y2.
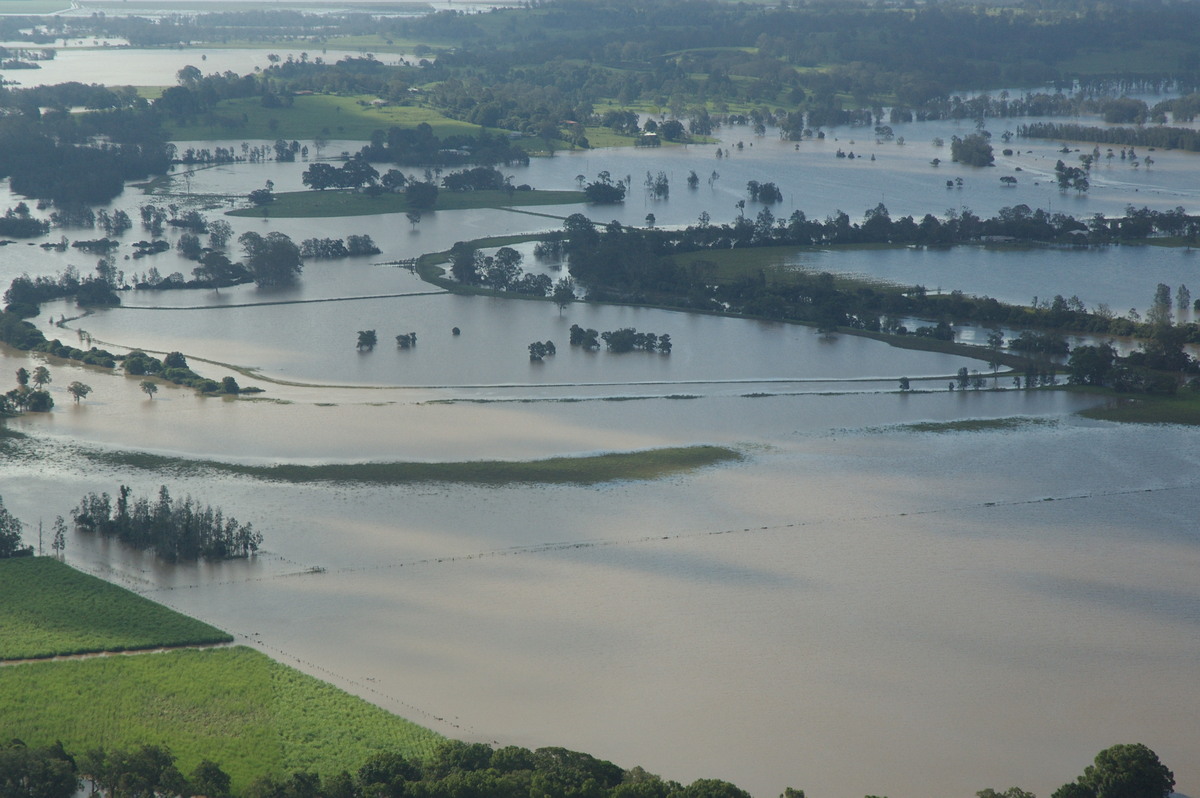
32 365 51 389
51 514 67 557
899 377 910 391
529 340 556 361
405 181 439 210
302 162 340 191
25 390 53 412
406 210 421 230
176 64 202 86
552 277 576 314
15 367 29 387
0 495 27 557
140 380 158 399
190 760 232 798
208 219 234 250
240 231 303 287
248 186 274 207
67 381 92 404
484 247 522 290
1054 746 1175 798
356 330 377 351
951 133 994 167
0 740 78 798
986 328 1005 380
584 172 626 204
449 243 483 284
1067 343 1116 386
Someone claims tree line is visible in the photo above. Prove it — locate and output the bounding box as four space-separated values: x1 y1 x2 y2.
73 484 263 562
1020 121 1200 153
553 205 1200 344
0 737 1176 798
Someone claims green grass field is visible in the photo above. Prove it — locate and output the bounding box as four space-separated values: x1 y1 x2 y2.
228 188 585 219
0 558 231 660
0 646 442 788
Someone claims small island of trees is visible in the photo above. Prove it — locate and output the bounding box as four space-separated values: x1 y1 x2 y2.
72 485 263 562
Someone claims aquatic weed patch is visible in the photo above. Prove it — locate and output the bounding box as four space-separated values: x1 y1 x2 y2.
891 417 1059 434
80 445 742 486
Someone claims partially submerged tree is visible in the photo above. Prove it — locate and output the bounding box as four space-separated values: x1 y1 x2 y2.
67 381 92 404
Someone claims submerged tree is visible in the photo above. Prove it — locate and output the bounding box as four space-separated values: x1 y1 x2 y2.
67 381 92 404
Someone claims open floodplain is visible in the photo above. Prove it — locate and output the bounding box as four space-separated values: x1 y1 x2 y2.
2 48 1200 798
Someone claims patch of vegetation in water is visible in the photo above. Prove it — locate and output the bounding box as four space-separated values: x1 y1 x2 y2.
81 445 743 485
0 558 232 660
887 417 1059 434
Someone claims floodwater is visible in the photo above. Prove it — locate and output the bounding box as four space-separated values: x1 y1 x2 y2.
3 388 1198 798
4 114 1200 318
2 50 1199 798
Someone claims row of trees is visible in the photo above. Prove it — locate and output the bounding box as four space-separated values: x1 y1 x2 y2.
568 325 672 354
73 484 263 562
448 244 576 307
0 737 1175 798
1020 122 1200 154
554 209 1200 343
300 236 380 259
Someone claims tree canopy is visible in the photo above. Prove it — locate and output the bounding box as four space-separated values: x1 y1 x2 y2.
1053 744 1175 798
239 232 303 287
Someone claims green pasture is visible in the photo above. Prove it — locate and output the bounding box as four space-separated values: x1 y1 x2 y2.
0 558 231 660
0 646 442 788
